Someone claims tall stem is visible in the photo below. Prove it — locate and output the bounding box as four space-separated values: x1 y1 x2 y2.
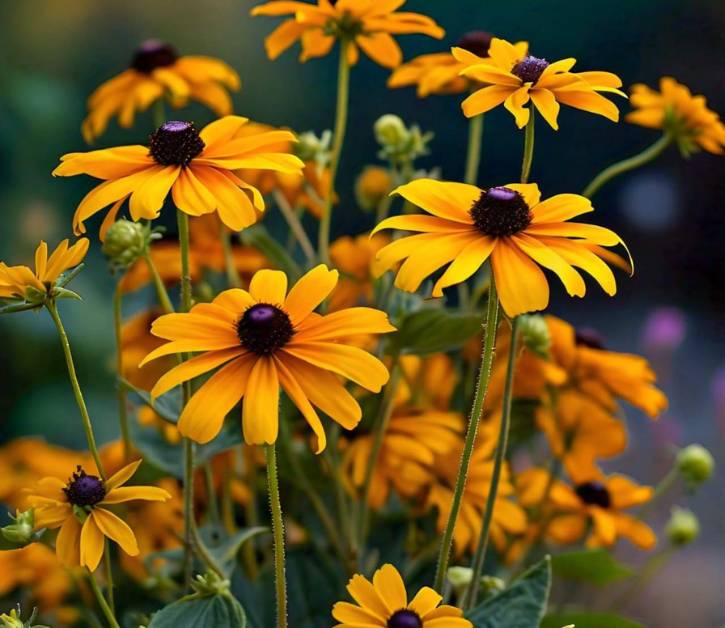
521 113 536 184
113 283 131 463
265 443 287 628
274 190 316 264
464 114 485 185
153 99 166 129
583 134 672 199
46 302 106 479
463 316 520 610
318 39 351 265
143 250 175 314
88 569 120 628
433 281 500 592
220 223 241 288
103 539 115 613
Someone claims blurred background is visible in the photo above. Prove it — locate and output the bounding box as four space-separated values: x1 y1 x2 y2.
0 1 722 625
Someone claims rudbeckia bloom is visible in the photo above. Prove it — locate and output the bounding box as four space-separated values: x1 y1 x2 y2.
0 239 89 303
332 563 471 627
53 116 305 237
82 40 240 143
26 460 171 571
454 37 624 129
251 0 444 68
627 77 725 155
142 265 395 452
374 179 630 317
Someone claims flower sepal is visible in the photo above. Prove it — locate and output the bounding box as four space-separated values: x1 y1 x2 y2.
71 504 90 524
0 607 49 628
0 510 45 548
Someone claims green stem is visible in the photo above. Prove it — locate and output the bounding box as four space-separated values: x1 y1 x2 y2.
463 316 520 610
318 38 351 265
88 569 120 628
113 282 132 463
204 462 221 527
433 281 500 592
153 98 166 129
103 539 115 614
612 546 674 610
325 426 354 555
220 223 241 288
273 190 316 264
521 113 536 184
265 443 287 628
143 250 175 314
637 465 678 519
464 114 485 185
46 301 106 479
583 134 672 199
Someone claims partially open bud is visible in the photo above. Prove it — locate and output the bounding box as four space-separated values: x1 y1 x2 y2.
665 506 700 546
676 444 714 489
355 166 393 211
374 114 433 166
0 509 35 546
102 220 150 272
294 130 332 167
374 114 409 148
0 606 40 628
519 314 551 357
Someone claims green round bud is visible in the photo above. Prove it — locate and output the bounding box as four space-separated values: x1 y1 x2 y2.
665 506 700 546
480 575 505 595
676 444 714 488
374 114 410 149
0 509 35 546
519 314 551 357
102 219 148 270
447 566 472 590
0 609 23 628
294 130 331 164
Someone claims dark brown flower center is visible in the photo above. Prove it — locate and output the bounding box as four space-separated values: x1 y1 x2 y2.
63 466 106 507
149 121 205 166
131 39 178 74
574 328 606 350
575 481 611 508
470 186 531 237
236 304 294 355
455 31 494 58
388 610 423 628
511 55 549 84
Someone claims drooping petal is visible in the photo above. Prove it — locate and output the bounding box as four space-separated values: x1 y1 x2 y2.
242 357 280 446
491 239 550 317
512 234 586 297
79 516 105 571
92 508 139 556
432 235 496 297
56 516 82 567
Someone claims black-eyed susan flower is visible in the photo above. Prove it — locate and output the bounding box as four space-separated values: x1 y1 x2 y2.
373 179 630 318
0 239 89 307
53 116 305 237
142 265 395 452
82 40 240 143
332 563 471 627
627 77 725 155
453 37 624 129
26 459 170 571
251 0 444 68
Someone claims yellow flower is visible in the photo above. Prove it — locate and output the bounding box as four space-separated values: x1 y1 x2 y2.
53 116 304 237
627 77 725 155
142 265 395 452
454 37 624 129
251 0 444 68
0 239 88 302
329 232 389 310
374 179 630 317
355 166 393 210
26 459 170 571
82 40 240 143
332 563 471 627
395 353 458 411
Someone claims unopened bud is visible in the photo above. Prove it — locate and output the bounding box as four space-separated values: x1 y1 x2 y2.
374 114 409 148
519 314 550 357
102 219 149 271
0 510 35 546
355 166 392 211
677 444 714 488
294 130 332 166
665 507 700 546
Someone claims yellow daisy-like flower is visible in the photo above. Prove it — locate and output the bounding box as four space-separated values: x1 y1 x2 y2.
454 37 624 129
251 0 444 69
0 239 89 302
374 179 630 318
82 40 240 143
53 115 305 238
627 76 725 155
142 265 395 452
332 563 471 627
26 459 171 571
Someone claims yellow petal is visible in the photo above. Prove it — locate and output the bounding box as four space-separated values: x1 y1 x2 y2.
105 459 142 490
283 264 338 324
249 269 288 305
372 564 407 611
242 357 280 446
80 516 105 571
56 516 82 568
392 179 479 223
92 508 139 556
491 239 549 317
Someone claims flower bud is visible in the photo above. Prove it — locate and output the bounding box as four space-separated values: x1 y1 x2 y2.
355 166 392 211
447 566 472 590
294 130 332 166
665 506 700 546
676 444 714 488
0 610 23 628
519 314 551 357
374 114 409 148
102 219 149 271
0 509 35 546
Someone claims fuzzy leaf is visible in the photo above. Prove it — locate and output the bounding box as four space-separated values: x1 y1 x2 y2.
552 549 633 586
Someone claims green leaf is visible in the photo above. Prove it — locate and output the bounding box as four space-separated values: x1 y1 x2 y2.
551 549 633 586
466 556 551 628
541 611 643 628
197 524 268 578
122 379 182 424
147 593 246 628
241 224 301 280
392 308 483 355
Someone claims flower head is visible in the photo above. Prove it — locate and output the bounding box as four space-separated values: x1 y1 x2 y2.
332 563 471 627
53 116 305 238
454 37 625 129
26 459 170 571
627 77 725 155
329 232 389 310
82 40 240 142
142 265 395 452
251 0 444 68
374 179 631 317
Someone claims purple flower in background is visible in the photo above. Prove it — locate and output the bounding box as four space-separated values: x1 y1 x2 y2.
642 306 687 354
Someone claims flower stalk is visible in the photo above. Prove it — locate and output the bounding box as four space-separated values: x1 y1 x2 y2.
464 114 485 184
265 443 287 628
88 568 120 628
113 282 132 463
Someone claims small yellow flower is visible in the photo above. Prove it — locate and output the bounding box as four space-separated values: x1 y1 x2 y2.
332 563 471 627
454 37 625 129
26 460 170 571
355 166 392 211
627 77 725 155
82 40 240 143
251 0 444 68
374 179 630 317
329 232 389 310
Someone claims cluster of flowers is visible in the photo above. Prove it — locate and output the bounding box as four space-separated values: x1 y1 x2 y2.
0 1 722 627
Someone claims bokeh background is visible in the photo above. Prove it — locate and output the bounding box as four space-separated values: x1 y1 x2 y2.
0 1 723 625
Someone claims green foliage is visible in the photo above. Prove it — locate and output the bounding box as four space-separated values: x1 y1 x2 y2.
391 307 483 355
542 611 644 628
240 224 301 280
466 557 551 628
551 549 633 586
197 525 268 578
